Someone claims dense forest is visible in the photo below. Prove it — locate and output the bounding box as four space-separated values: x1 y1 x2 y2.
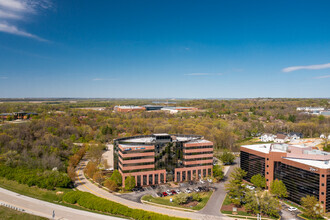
0 98 329 188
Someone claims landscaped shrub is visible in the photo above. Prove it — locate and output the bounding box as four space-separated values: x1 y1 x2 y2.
0 165 71 190
62 191 188 220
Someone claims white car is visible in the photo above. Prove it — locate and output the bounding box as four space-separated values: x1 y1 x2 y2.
207 178 213 183
246 185 255 190
199 179 205 184
185 188 192 193
175 189 181 194
166 190 172 195
194 188 200 192
288 207 297 212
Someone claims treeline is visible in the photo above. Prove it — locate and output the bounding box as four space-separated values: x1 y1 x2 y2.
0 165 71 190
63 191 188 220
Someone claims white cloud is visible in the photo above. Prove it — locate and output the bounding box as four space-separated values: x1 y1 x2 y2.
184 73 223 76
314 75 330 79
282 63 330 72
0 22 47 41
0 0 52 41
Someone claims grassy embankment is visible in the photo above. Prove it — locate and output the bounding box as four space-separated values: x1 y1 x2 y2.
142 191 213 211
0 206 47 220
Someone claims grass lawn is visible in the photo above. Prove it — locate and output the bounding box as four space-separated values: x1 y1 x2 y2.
0 206 47 220
142 191 213 210
222 194 232 206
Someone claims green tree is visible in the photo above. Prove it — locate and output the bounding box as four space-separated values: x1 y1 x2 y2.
104 179 118 191
110 170 122 186
301 195 323 219
245 190 280 218
213 165 224 181
250 174 266 189
288 114 296 123
124 175 136 191
220 150 235 164
175 193 189 204
192 192 202 202
225 167 247 206
270 179 287 198
92 171 104 184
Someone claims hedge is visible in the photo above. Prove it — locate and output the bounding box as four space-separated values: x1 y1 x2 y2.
0 165 71 190
63 191 188 220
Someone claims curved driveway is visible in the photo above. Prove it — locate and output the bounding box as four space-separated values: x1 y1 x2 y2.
76 158 237 220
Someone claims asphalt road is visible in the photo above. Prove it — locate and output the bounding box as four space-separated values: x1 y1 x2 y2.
198 158 239 216
0 187 123 220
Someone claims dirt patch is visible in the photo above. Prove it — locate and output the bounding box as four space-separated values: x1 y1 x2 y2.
221 204 246 212
182 201 198 208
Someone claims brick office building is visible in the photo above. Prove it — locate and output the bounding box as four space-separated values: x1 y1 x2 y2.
240 143 330 211
114 134 213 187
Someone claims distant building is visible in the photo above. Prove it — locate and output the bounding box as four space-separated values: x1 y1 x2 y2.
114 106 146 112
0 112 38 120
274 134 288 143
288 132 303 141
297 107 325 112
260 133 275 142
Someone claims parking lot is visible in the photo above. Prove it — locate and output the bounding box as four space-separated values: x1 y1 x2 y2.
117 180 215 203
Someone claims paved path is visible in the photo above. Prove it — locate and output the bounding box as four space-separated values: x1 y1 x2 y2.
199 158 239 216
0 187 123 220
76 159 233 220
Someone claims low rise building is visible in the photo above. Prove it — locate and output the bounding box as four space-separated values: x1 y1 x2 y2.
240 143 330 212
114 134 213 187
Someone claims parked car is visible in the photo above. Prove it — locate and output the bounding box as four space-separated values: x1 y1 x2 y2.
288 207 297 212
157 192 163 197
175 189 181 194
171 190 177 195
194 187 200 192
246 185 255 190
189 181 194 185
132 187 139 192
199 179 205 184
185 188 192 193
207 178 213 183
166 190 172 195
162 192 168 196
151 185 157 189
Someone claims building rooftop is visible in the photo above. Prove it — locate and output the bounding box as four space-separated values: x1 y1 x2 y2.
284 157 330 169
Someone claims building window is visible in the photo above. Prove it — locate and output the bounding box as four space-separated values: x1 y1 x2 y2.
322 174 325 178
322 192 325 195
177 172 181 182
322 183 325 186
160 173 164 183
143 175 147 185
267 172 269 175
149 174 153 185
267 158 269 161
322 201 324 204
266 179 269 181
267 165 269 168
155 174 159 185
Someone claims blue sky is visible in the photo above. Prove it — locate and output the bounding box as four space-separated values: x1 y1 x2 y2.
0 0 329 98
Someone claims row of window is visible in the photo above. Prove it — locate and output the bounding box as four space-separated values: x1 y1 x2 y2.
118 154 154 161
135 173 165 186
184 145 213 150
184 157 213 162
118 148 154 154
176 168 212 182
183 151 213 156
185 163 213 167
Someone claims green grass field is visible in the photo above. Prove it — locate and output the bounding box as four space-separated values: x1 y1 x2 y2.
0 206 47 220
142 191 213 210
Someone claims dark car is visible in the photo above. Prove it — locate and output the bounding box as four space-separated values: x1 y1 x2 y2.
157 193 163 197
162 192 168 196
132 188 139 192
171 190 177 195
151 185 157 189
189 181 194 185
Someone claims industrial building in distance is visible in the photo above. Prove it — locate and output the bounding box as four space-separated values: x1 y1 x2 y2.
114 134 213 187
240 143 330 212
114 105 199 113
